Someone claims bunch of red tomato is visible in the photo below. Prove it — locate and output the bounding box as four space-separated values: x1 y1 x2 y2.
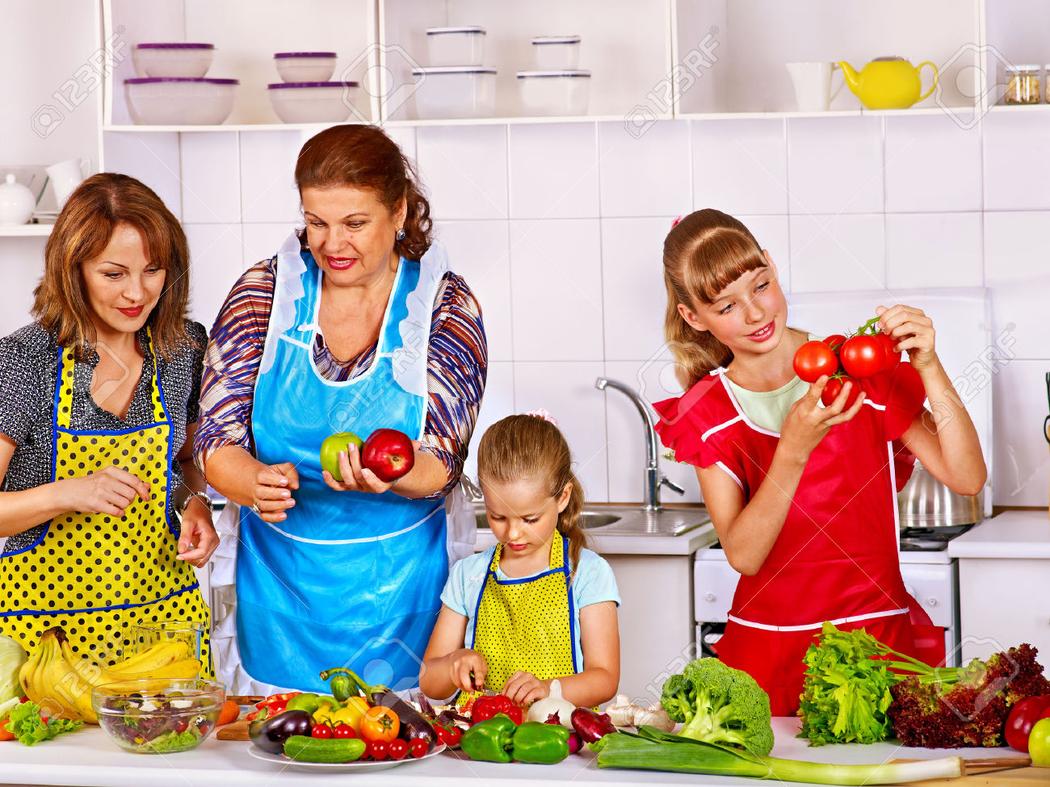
792 317 903 407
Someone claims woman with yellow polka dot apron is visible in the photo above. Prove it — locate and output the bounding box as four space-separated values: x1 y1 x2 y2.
0 175 218 670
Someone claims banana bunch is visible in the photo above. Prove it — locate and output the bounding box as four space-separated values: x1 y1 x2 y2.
18 627 201 723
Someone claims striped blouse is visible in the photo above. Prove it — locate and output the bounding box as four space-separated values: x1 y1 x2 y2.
193 252 487 499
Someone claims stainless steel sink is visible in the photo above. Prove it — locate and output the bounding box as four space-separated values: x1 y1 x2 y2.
475 511 621 530
473 505 708 537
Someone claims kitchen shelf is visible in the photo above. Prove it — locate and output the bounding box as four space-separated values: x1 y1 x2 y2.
103 121 364 133
0 224 54 238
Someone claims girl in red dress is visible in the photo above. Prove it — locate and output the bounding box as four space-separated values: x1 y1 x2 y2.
654 210 987 715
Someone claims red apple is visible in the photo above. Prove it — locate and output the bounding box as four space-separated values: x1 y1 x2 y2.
361 429 415 482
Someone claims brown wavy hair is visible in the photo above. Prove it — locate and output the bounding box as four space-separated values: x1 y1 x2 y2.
294 124 432 260
32 173 192 361
663 209 769 388
477 415 587 578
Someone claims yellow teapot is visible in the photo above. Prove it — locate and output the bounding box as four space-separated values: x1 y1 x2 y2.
838 57 938 110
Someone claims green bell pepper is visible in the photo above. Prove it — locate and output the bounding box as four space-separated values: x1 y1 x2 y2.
285 693 324 715
512 721 570 764
461 714 516 763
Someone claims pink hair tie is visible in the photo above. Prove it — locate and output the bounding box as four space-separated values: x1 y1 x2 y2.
671 215 683 228
523 408 559 426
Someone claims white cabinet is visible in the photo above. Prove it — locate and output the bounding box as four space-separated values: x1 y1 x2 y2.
958 558 1050 662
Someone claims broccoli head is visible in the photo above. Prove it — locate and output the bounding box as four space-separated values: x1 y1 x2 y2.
659 657 774 756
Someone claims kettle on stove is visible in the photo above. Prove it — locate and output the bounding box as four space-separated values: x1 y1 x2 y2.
898 460 984 529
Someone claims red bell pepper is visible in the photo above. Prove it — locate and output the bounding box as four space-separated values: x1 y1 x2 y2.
246 692 300 721
470 695 523 725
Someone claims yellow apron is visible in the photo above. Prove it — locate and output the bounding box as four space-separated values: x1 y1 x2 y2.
0 334 211 673
469 535 577 693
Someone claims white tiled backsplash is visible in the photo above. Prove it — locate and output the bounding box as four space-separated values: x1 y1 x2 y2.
3 112 1049 507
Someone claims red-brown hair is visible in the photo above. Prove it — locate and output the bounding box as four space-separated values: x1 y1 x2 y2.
663 209 769 387
294 124 432 260
32 172 193 360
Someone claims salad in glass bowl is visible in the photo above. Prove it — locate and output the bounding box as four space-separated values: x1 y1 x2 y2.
91 678 225 754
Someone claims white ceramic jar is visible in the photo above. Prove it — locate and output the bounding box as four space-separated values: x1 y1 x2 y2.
411 67 497 118
425 26 486 67
0 174 36 226
517 70 591 116
531 36 581 70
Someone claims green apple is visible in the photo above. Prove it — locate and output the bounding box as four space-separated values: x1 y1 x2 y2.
1031 717 1050 767
320 431 363 482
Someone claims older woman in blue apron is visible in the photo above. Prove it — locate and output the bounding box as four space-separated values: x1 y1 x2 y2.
196 125 487 694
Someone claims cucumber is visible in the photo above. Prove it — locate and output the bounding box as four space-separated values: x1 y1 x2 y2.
283 735 366 763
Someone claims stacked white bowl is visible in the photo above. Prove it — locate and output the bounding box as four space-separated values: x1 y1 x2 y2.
126 43 238 125
268 52 360 123
412 27 497 119
518 35 591 116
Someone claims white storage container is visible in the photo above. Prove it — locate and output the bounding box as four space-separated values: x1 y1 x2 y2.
426 26 486 68
132 43 215 79
517 70 591 116
411 67 496 118
267 81 359 123
274 52 337 83
125 77 237 125
530 35 581 70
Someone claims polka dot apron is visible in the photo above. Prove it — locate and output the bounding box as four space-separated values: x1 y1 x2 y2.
0 333 211 673
469 536 577 693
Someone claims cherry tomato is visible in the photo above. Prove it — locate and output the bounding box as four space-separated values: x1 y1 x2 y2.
311 722 334 739
366 739 389 760
388 738 409 760
793 340 839 383
409 738 429 758
821 375 862 408
823 333 847 352
840 335 884 378
360 706 400 743
875 332 900 371
1005 696 1050 752
333 723 357 739
435 724 462 748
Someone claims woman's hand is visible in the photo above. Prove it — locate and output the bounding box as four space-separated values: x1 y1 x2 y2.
502 671 550 706
876 304 937 371
249 461 300 523
779 376 866 464
58 466 150 517
321 440 417 495
448 648 488 693
176 498 220 568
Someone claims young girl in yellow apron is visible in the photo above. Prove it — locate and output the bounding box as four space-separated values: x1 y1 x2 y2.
420 413 620 708
0 174 216 672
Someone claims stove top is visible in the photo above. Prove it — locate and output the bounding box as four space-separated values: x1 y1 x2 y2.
899 524 974 552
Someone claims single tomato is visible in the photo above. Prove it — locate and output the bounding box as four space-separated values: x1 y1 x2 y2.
1005 695 1050 752
366 739 389 760
387 738 409 760
360 706 400 743
311 722 334 739
793 340 839 383
333 723 357 739
821 375 862 408
1030 718 1050 767
822 333 847 353
319 431 364 481
840 335 884 378
409 738 429 758
875 332 900 371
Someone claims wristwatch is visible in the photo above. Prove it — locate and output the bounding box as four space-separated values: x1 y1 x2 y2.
179 490 213 515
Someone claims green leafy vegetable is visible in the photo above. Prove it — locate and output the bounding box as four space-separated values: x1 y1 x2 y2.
0 634 26 705
143 728 201 753
6 701 82 746
593 726 964 785
659 657 774 756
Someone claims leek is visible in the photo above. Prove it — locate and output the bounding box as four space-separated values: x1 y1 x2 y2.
593 728 963 785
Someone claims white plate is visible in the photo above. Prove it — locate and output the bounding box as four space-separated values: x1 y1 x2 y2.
247 742 446 771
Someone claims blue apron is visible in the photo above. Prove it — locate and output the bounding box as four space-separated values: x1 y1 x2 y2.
236 242 448 692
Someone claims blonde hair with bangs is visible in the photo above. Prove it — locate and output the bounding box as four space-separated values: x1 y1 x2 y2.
663 209 768 388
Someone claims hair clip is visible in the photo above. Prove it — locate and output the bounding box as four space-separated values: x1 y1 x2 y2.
671 215 683 228
523 408 559 426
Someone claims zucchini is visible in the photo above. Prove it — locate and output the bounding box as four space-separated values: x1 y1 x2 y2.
283 735 366 763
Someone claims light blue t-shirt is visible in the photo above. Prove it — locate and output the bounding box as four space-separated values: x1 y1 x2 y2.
440 545 621 671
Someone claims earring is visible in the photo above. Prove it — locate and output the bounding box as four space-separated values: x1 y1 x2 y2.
395 228 406 241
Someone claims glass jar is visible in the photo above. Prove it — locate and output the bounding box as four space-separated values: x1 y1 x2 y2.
1004 65 1041 105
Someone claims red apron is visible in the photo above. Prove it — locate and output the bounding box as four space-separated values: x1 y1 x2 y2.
655 365 943 716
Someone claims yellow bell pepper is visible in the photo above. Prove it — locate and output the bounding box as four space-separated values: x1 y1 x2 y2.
331 696 369 731
312 701 337 725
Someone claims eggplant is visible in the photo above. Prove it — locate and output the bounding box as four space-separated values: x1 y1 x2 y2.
249 709 312 754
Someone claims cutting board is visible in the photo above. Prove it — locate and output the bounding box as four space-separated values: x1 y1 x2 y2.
216 718 250 741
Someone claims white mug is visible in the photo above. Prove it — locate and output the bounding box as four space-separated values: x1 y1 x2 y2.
46 158 88 209
786 62 844 112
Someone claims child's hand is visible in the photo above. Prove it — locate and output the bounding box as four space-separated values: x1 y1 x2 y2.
876 304 937 371
502 671 550 706
779 375 865 463
449 648 488 692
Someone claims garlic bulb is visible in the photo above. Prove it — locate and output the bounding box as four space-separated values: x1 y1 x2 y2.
633 704 674 732
604 694 637 727
526 678 575 728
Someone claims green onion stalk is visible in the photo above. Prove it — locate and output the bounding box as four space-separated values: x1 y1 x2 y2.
593 727 963 785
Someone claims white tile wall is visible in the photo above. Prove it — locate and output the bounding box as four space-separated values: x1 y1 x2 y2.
21 113 1038 509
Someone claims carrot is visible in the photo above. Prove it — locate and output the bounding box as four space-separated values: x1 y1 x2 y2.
216 699 240 726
